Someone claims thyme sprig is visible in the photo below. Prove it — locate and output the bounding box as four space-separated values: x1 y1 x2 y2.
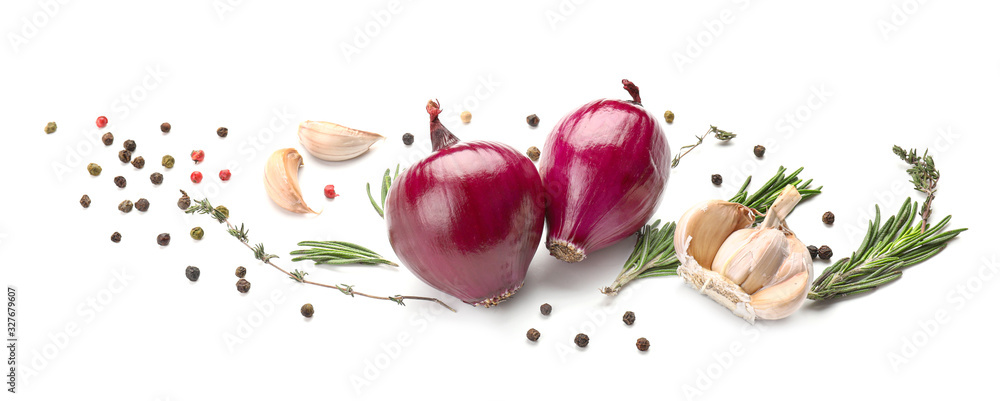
671 125 736 168
291 241 399 267
602 166 820 295
809 147 964 301
366 164 400 218
185 197 456 312
893 145 939 232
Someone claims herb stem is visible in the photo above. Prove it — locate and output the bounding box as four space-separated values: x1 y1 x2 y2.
186 198 456 312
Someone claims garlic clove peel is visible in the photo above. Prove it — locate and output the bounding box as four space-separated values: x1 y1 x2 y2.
297 120 385 162
674 200 755 268
264 148 320 214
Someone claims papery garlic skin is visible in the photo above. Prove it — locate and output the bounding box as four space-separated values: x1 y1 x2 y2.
264 148 320 214
675 185 808 322
297 120 385 161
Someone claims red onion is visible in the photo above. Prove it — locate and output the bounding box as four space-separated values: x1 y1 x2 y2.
385 100 545 306
540 80 670 262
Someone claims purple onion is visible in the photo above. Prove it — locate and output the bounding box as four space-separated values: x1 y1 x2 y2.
540 80 670 262
385 100 545 306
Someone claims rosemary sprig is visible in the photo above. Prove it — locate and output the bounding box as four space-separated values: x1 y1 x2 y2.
808 200 965 300
893 145 939 232
366 164 400 218
291 241 399 267
809 146 963 301
602 166 820 295
184 197 456 312
671 125 736 168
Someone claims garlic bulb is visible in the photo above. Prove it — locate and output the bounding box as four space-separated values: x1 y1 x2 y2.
674 185 813 322
297 120 385 161
264 148 320 214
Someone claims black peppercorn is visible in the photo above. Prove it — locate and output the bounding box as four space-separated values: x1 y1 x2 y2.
636 337 650 352
150 172 163 185
623 311 636 325
235 266 247 278
123 139 136 152
131 156 145 169
114 176 127 188
185 266 200 282
135 198 149 212
526 114 540 127
807 245 819 259
177 190 191 210
301 303 314 318
526 146 540 162
526 328 540 342
102 132 114 146
160 122 171 133
80 194 91 208
574 333 589 348
540 303 552 316
711 174 723 185
110 232 121 243
402 133 414 145
156 233 171 246
754 145 766 158
118 150 132 163
118 200 133 213
822 211 835 225
236 278 251 293
818 245 833 260
217 127 228 137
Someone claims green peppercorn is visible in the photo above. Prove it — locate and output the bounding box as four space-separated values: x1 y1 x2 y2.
301 303 314 318
216 206 229 219
87 163 102 176
44 122 57 134
190 227 204 240
663 110 675 124
162 155 175 169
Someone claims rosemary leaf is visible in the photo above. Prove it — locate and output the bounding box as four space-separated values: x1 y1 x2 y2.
366 164 401 219
292 241 399 267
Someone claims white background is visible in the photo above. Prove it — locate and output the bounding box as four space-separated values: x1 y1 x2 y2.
1 0 997 399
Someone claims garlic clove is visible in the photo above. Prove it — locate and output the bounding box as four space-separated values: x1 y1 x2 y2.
264 148 320 214
769 232 813 287
297 120 385 162
750 270 809 320
713 228 789 293
711 228 755 277
674 200 755 269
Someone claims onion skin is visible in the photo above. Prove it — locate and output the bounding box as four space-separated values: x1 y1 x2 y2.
385 100 545 306
540 80 670 262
